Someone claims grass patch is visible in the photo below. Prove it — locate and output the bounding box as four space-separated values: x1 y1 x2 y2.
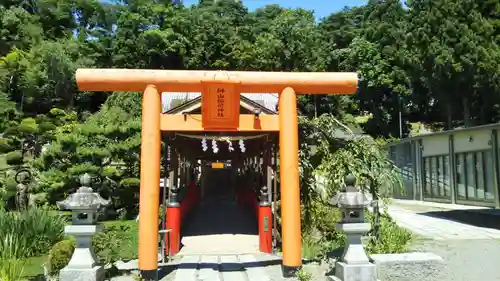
22 255 48 278
0 208 66 258
0 208 67 281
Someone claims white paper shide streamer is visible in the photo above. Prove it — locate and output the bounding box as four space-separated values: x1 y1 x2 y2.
212 139 218 153
201 137 208 152
239 139 246 153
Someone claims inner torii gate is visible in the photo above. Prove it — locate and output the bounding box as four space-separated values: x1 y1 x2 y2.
75 69 358 280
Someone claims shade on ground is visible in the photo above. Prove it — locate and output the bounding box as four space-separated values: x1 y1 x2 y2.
178 198 259 255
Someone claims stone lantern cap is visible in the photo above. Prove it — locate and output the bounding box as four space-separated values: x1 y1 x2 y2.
56 173 110 211
330 174 371 209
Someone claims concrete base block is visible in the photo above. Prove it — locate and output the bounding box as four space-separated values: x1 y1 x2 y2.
59 265 105 281
370 252 443 264
370 252 445 281
326 262 377 281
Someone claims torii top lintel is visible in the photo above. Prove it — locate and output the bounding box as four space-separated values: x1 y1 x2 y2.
75 69 358 94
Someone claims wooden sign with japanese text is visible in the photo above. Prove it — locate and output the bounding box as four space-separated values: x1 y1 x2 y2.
201 82 240 129
211 162 224 169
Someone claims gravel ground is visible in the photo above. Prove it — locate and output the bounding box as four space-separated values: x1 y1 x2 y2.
256 253 330 281
377 238 500 281
378 201 500 281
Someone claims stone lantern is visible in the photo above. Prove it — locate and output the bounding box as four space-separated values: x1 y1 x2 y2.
328 175 377 281
56 173 110 281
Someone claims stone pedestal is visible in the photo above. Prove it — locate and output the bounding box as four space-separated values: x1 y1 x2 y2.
327 262 377 281
59 225 104 281
327 223 377 281
60 266 104 281
336 223 372 264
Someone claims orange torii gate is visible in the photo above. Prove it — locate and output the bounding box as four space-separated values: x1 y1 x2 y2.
75 69 358 280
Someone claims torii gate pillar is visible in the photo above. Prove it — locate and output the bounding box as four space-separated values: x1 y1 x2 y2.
279 87 302 276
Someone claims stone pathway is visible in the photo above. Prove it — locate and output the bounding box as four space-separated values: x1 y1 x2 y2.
157 253 326 281
387 201 500 240
178 199 259 255
166 254 274 281
157 197 290 281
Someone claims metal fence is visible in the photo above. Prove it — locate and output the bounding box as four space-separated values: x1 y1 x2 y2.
388 141 415 200
387 124 500 208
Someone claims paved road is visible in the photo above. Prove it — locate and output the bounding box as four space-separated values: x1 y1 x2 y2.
387 204 500 240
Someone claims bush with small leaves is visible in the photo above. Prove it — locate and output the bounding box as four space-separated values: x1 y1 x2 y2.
48 238 75 274
92 222 133 264
365 210 412 254
296 268 313 281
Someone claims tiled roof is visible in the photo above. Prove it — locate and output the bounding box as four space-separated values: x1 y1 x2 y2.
161 92 278 112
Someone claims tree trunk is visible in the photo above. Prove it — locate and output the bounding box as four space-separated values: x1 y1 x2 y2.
462 95 471 127
446 102 452 130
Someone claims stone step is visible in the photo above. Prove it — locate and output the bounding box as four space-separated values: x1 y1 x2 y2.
172 254 272 281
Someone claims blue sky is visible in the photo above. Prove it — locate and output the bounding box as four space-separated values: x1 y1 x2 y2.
182 0 370 20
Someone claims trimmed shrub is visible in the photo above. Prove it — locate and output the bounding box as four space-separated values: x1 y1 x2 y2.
0 138 13 153
48 239 75 274
5 151 23 166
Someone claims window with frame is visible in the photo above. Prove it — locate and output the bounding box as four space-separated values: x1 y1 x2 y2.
455 150 494 202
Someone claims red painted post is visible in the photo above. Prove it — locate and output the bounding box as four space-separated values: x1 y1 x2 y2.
166 204 181 255
258 196 273 253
